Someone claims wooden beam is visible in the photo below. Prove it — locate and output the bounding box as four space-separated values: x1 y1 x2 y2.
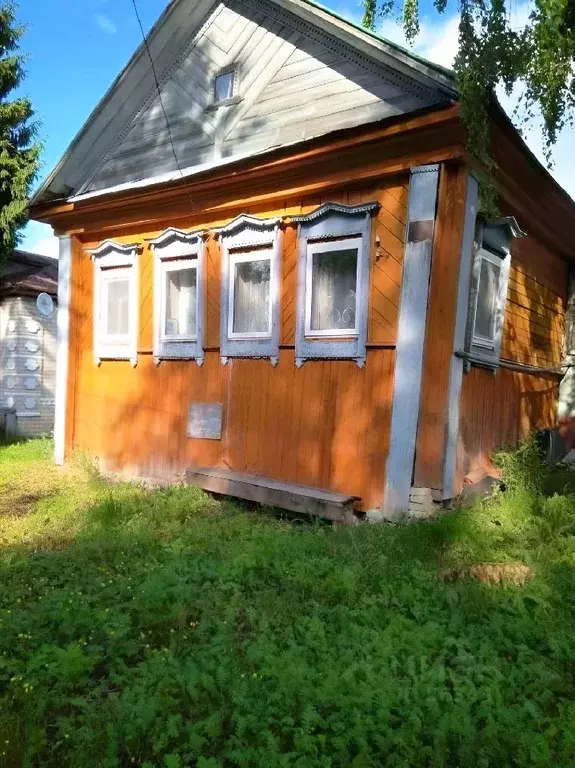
185 466 361 524
413 162 469 490
381 162 440 520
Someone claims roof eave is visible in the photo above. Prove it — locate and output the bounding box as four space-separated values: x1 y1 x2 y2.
30 0 458 207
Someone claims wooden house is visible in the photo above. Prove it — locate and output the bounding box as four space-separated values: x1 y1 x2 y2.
0 250 58 437
29 0 575 520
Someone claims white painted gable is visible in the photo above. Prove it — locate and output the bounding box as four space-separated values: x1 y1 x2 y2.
35 0 455 202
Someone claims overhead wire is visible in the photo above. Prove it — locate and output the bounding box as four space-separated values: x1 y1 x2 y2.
130 0 185 179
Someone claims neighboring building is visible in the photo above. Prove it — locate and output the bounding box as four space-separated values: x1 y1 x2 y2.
28 0 575 520
0 250 58 437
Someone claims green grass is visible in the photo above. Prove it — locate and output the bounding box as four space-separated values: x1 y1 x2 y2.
1 438 575 767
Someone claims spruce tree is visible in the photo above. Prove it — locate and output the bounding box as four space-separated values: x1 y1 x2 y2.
0 2 40 262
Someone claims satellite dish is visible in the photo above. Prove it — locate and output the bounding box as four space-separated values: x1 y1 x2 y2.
36 292 54 317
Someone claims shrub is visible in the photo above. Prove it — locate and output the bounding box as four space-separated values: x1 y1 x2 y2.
0 439 575 767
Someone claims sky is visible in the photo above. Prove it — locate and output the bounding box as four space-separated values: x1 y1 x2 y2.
18 0 574 258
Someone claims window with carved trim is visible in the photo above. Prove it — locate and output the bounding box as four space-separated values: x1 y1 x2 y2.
219 215 282 365
90 240 140 366
148 228 205 365
292 202 379 368
465 218 525 369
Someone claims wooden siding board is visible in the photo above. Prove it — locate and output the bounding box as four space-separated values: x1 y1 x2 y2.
459 366 559 479
500 221 567 370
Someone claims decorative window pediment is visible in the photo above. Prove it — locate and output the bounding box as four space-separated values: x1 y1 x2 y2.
147 228 207 365
291 201 380 368
89 240 141 366
465 216 526 369
219 214 282 365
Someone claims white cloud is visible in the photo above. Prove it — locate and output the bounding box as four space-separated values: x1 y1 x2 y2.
20 221 59 260
380 14 459 70
26 234 59 260
378 7 575 201
95 13 117 35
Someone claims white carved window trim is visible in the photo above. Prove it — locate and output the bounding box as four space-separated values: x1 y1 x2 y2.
227 248 274 341
292 201 380 368
465 217 526 370
147 228 206 366
303 236 362 339
219 214 282 366
89 240 141 367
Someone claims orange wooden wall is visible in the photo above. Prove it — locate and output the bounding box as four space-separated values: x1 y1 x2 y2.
502 234 567 368
458 227 567 478
67 177 409 510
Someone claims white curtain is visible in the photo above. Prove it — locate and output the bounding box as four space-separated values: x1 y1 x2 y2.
475 258 501 341
165 268 197 336
233 259 270 334
106 278 130 336
310 248 357 331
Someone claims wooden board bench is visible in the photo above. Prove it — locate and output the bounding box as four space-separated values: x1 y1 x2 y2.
185 467 361 525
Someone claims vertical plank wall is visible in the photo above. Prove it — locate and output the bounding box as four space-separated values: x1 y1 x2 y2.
458 227 568 478
68 178 409 510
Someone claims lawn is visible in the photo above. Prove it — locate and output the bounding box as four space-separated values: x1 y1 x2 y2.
1 438 575 767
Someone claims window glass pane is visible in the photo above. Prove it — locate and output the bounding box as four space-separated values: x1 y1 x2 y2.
165 267 197 337
215 71 234 101
232 259 270 334
475 257 501 341
310 247 358 331
106 278 130 336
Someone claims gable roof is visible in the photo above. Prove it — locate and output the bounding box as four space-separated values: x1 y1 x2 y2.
31 0 456 206
0 250 58 299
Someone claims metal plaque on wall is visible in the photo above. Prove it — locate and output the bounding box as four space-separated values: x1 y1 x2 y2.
187 403 223 440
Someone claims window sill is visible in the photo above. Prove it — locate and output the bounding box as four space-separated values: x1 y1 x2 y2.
227 334 273 341
454 349 499 372
304 334 359 341
160 337 199 344
205 95 243 111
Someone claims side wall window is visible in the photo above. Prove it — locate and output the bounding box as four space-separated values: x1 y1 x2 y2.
292 201 379 368
90 240 141 366
148 228 206 365
219 215 282 365
465 217 526 368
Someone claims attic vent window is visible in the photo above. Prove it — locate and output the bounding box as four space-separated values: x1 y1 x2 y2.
214 70 235 103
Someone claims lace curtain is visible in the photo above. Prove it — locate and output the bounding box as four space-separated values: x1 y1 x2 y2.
232 259 271 334
310 248 357 331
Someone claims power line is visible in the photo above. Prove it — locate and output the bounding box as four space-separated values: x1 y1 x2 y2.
130 0 184 178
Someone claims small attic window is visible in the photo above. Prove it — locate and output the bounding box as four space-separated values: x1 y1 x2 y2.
214 70 235 103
